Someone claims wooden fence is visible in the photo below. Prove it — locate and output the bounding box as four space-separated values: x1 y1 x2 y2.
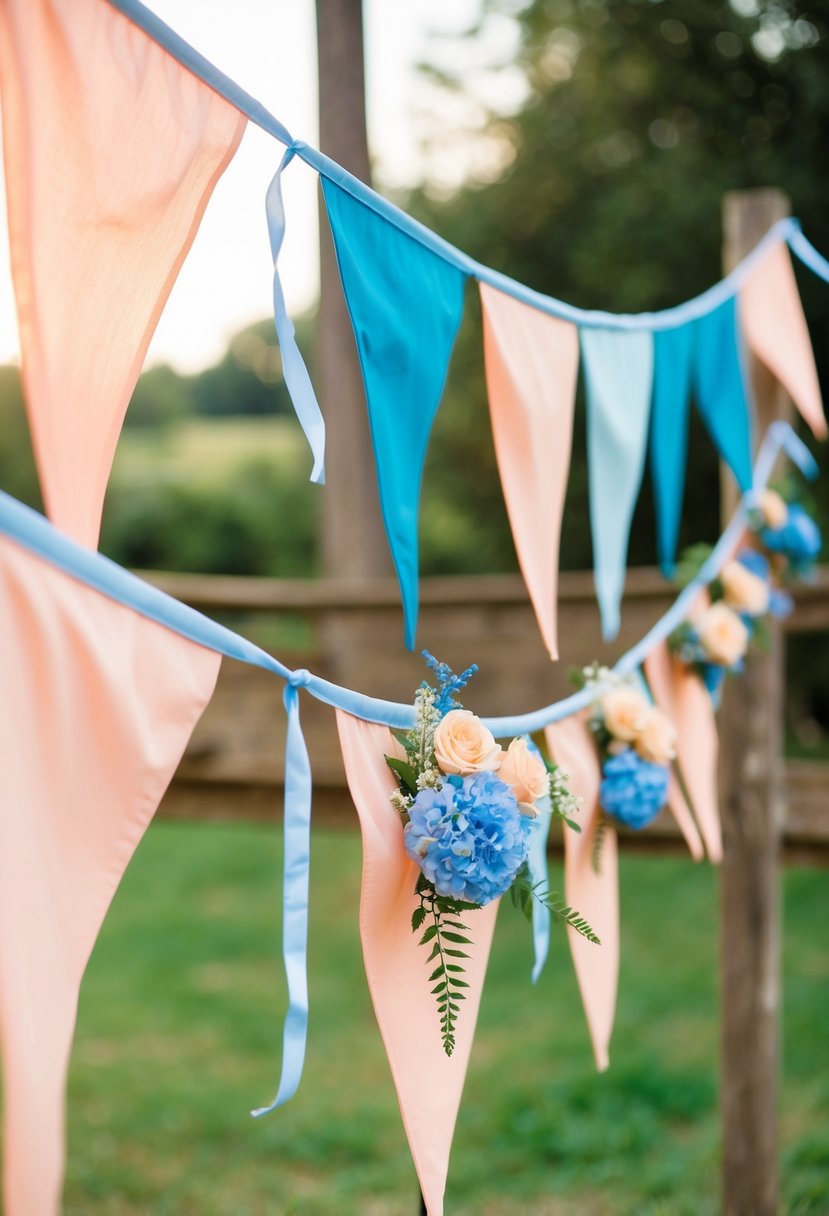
153 565 829 861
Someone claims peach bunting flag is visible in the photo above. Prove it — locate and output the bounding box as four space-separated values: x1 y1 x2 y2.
480 282 579 660
0 531 221 1215
740 241 826 440
644 640 722 863
0 0 246 545
545 715 619 1072
336 711 499 1216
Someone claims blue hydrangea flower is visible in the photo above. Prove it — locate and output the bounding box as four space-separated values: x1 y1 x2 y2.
404 771 535 905
599 749 668 830
761 504 821 568
736 549 770 580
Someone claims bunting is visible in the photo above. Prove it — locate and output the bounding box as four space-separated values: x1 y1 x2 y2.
650 325 694 576
0 0 245 545
692 297 754 493
581 327 655 641
0 531 221 1215
336 712 499 1216
740 242 827 440
545 715 619 1072
322 180 466 650
480 282 578 660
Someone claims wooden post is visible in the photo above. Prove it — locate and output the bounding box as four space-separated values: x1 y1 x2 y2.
316 0 390 580
719 188 791 1216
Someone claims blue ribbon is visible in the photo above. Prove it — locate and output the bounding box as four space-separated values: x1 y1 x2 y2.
252 675 313 1117
266 149 325 484
650 325 693 576
524 739 552 984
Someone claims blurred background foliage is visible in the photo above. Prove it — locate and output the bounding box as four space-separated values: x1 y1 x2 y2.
0 0 827 719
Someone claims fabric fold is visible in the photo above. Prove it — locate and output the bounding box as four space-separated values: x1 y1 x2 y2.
692 296 754 494
581 327 654 641
0 0 246 545
335 712 498 1216
544 716 618 1072
740 242 826 440
480 283 578 660
322 182 466 650
643 636 721 863
0 532 221 1216
650 325 694 576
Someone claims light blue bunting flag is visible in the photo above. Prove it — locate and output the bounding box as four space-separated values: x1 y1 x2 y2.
691 296 754 492
321 180 466 649
649 325 694 576
581 327 655 640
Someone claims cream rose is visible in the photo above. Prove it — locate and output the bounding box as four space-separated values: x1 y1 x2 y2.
433 709 502 776
720 560 769 617
759 488 788 530
601 686 649 742
634 706 677 765
697 602 749 668
499 737 548 805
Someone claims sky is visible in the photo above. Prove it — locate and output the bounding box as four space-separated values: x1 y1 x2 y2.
0 0 483 373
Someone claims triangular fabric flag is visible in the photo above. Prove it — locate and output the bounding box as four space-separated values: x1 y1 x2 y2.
544 715 618 1072
0 0 246 545
322 181 466 650
0 532 221 1215
480 282 578 660
650 325 694 576
581 327 654 640
740 241 827 440
692 297 754 493
639 652 705 862
335 712 498 1216
643 607 721 863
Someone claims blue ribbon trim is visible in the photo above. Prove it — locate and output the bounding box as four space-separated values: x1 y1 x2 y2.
524 738 552 984
266 149 325 484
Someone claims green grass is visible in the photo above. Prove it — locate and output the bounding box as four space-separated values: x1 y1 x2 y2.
67 823 829 1215
110 417 307 491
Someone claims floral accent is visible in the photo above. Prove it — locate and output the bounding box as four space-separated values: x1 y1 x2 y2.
758 488 788 530
387 654 597 1055
405 772 533 905
599 750 669 829
600 686 648 742
433 709 502 776
633 705 678 765
499 737 549 805
761 502 821 573
720 559 770 617
696 602 750 668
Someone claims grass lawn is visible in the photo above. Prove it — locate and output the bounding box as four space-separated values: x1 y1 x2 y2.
66 822 828 1216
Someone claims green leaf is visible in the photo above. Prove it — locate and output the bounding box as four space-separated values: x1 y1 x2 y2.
428 966 443 982
419 924 438 945
411 906 427 933
444 948 469 958
385 756 418 795
426 942 440 962
442 931 471 944
392 728 417 755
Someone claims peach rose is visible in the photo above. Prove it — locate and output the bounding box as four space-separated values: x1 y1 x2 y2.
720 560 769 617
601 686 649 742
633 706 677 765
433 709 502 776
499 738 548 805
697 602 749 668
759 489 788 530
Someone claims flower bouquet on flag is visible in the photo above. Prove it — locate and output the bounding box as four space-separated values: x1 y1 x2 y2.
569 666 678 859
386 654 598 1055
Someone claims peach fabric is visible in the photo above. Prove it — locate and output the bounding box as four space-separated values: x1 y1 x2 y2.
0 0 246 545
640 653 705 862
336 712 499 1216
644 641 721 863
545 715 618 1072
740 242 827 439
480 282 579 660
0 532 221 1215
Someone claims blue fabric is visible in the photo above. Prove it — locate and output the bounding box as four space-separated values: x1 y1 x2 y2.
266 151 325 483
692 297 753 492
321 179 466 649
581 327 655 640
252 680 312 1116
525 740 552 984
650 326 693 575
